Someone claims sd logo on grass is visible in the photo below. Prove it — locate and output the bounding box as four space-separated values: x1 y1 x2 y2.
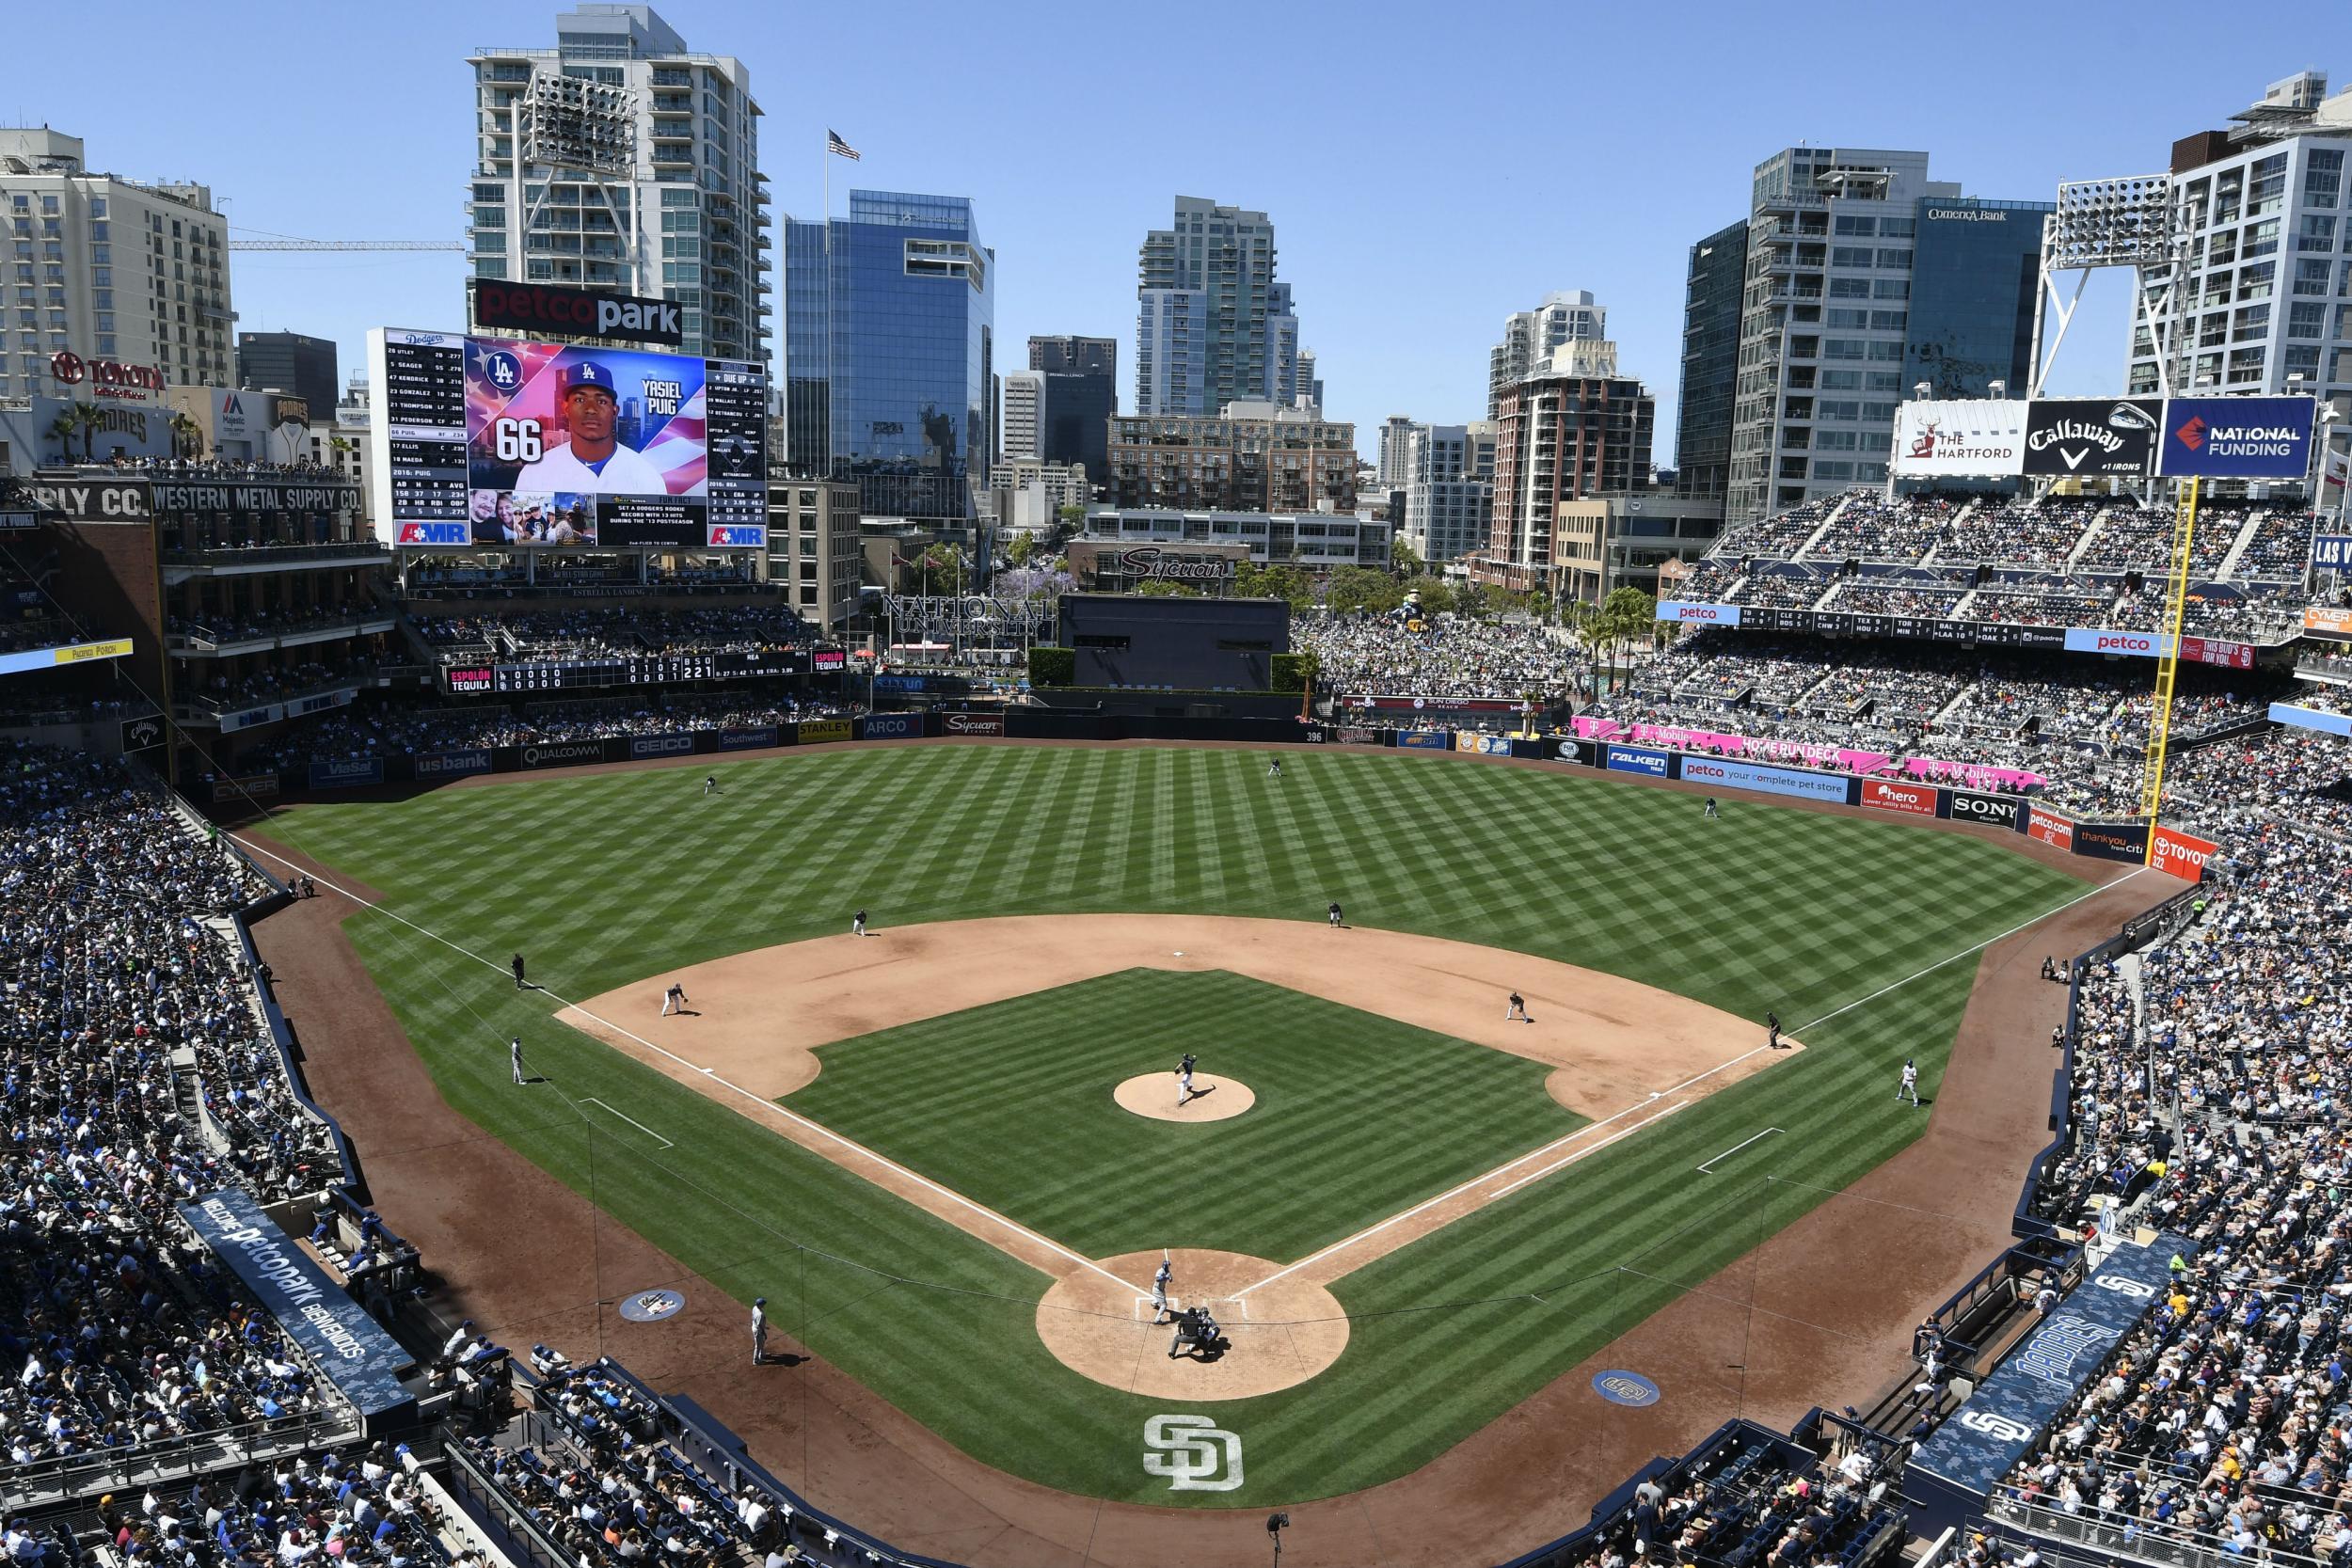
1143 1414 1243 1492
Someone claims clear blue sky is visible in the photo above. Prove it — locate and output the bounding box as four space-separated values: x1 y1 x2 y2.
5 1 2331 459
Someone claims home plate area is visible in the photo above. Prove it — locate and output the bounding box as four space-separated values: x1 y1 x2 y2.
1035 1249 1348 1400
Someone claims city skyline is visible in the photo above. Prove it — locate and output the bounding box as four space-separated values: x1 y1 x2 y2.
0 1 2331 462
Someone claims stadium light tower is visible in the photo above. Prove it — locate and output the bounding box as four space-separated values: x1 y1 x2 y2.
2027 175 2189 398
510 71 647 299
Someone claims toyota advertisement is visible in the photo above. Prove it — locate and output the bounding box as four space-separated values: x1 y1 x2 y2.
368 326 767 550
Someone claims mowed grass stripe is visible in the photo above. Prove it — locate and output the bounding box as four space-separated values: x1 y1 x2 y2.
787 969 1582 1261
270 745 2087 1503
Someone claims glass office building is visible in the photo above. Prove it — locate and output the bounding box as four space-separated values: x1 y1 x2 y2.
1900 197 2051 399
783 190 994 518
1674 221 1747 500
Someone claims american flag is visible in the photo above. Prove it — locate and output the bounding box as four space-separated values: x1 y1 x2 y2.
826 129 861 161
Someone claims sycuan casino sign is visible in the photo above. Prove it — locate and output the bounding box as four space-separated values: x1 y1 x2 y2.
1120 546 1235 582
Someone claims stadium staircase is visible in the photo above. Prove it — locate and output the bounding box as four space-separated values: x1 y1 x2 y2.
2062 506 2115 572
2211 510 2267 580
1794 494 1855 558
1946 586 1983 622
1920 499 1978 565
1925 687 1975 728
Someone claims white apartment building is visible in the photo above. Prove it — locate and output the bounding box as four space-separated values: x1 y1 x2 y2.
2129 71 2352 448
1726 148 1945 523
1000 370 1042 462
1376 415 1417 488
1402 421 1497 564
467 5 770 363
1487 291 1606 420
1135 198 1300 416
0 127 233 407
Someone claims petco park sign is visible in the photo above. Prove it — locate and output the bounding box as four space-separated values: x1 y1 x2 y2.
472 279 685 346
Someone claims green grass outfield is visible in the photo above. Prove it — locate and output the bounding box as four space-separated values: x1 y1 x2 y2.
787 968 1587 1260
266 744 2089 1505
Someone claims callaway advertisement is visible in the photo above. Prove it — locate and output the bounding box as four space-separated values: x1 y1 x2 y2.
368 327 767 549
2022 398 2163 477
2158 396 2315 480
1892 400 2026 478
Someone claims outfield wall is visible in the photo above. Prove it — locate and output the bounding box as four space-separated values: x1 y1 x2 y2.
234 712 2222 884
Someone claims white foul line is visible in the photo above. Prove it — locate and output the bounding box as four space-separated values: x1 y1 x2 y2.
230 832 1137 1295
1235 1047 1772 1300
1492 1101 1690 1197
1790 866 2149 1035
1695 1127 1784 1174
581 1097 675 1149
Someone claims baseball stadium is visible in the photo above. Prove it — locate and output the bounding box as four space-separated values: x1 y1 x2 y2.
8 64 2352 1568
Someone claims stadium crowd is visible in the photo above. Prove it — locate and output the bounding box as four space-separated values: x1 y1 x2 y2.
1295 612 1574 701
263 693 865 769
0 743 359 1477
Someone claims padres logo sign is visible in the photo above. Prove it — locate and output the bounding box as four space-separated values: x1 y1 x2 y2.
616 1289 686 1323
1142 1414 1243 1492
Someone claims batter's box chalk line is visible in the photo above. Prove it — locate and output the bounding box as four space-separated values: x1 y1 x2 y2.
1130 1294 1251 1320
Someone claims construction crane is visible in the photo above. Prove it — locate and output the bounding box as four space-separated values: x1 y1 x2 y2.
227 239 462 251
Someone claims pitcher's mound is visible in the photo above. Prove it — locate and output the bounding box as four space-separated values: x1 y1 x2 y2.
1113 1073 1255 1122
1038 1249 1347 1399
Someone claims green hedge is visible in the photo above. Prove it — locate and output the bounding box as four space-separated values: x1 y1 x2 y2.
1271 651 1317 692
1026 645 1075 687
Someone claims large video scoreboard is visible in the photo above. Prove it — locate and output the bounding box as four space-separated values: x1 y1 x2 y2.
369 327 768 551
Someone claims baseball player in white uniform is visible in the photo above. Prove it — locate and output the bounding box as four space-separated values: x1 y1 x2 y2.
512 361 672 496
751 1297 768 1365
510 1037 526 1086
1151 1254 1173 1323
1898 1058 1920 1106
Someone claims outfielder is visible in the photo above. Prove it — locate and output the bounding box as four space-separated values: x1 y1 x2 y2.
1176 1052 1198 1108
661 981 690 1017
1898 1058 1919 1106
1267 757 1282 780
1704 798 1720 819
704 774 722 797
510 1037 526 1086
1151 1253 1174 1323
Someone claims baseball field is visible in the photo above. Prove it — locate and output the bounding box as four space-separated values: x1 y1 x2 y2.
260 742 2090 1507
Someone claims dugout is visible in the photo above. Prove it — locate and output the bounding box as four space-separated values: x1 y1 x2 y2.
1057 593 1289 691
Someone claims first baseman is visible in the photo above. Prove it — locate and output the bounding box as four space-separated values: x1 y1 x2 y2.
752 1296 768 1364
510 1037 526 1086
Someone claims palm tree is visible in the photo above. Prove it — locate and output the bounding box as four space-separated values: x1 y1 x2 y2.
168 411 202 459
72 402 103 462
47 408 78 462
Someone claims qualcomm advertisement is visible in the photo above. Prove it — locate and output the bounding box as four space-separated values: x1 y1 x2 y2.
2158 396 2315 479
179 1188 415 1418
1910 1239 2179 1500
1676 755 1848 803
